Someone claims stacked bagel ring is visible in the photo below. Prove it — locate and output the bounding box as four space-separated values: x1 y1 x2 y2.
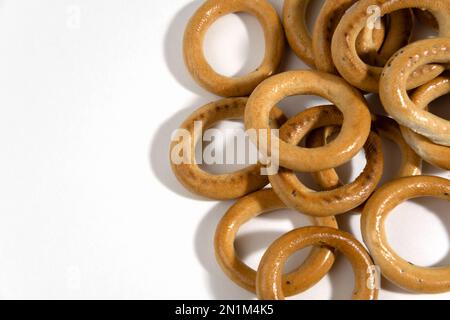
170 0 450 300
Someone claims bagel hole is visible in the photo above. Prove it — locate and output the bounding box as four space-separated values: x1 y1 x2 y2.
290 128 367 191
235 208 313 271
324 129 367 187
275 0 325 71
410 12 438 42
198 120 259 174
422 162 450 180
385 197 450 267
427 94 450 121
331 152 366 185
276 101 367 190
275 95 330 118
288 246 356 300
365 93 387 114
356 8 438 67
378 136 402 186
294 172 323 191
305 0 326 34
203 13 265 77
276 97 339 192
288 207 367 300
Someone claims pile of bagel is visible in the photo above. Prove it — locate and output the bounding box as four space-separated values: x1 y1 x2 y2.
170 0 450 300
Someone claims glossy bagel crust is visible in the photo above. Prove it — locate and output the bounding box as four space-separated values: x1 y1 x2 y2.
170 98 286 200
269 106 384 217
283 0 388 69
380 38 450 146
312 0 413 73
256 226 379 300
214 189 338 296
372 116 423 177
309 116 422 192
332 0 450 93
400 74 450 170
361 176 450 293
183 0 285 97
282 0 316 68
245 70 372 172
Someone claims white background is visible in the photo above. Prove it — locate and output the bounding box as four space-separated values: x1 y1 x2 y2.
0 0 449 300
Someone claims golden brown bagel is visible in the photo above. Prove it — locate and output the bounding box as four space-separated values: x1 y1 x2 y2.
215 189 338 296
256 226 379 300
362 176 450 293
183 0 284 97
170 98 286 200
245 70 371 172
269 106 384 217
380 38 450 146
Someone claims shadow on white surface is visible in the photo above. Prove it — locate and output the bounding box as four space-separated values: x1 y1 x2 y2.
412 197 450 267
336 211 411 295
149 97 210 200
164 0 208 96
194 200 370 300
380 196 450 297
336 192 450 297
423 162 450 178
195 201 254 300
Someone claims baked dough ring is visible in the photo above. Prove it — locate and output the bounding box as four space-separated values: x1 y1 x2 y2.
283 0 388 68
309 116 422 191
183 0 284 97
332 0 450 93
381 38 450 146
372 116 423 177
245 70 372 172
362 176 450 293
215 189 338 296
170 98 286 200
282 0 316 68
269 106 384 217
312 1 413 73
400 74 450 170
256 226 379 300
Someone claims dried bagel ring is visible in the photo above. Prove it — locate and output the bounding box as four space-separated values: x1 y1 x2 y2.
332 0 450 93
306 126 342 190
215 189 338 296
400 74 450 170
170 98 286 200
312 1 413 73
361 176 450 293
372 116 423 177
381 38 450 146
183 0 284 97
269 106 384 217
245 70 372 172
309 116 422 191
283 0 386 68
282 0 316 67
256 226 379 300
